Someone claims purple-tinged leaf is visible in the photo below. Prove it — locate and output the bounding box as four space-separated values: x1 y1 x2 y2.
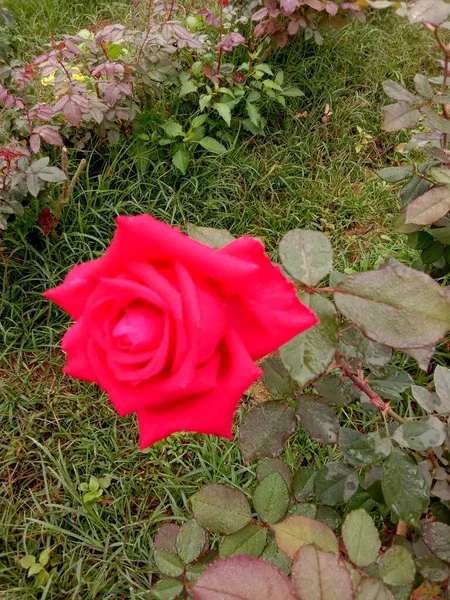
29 133 41 154
202 64 220 85
216 33 246 52
381 102 421 132
198 9 220 27
272 515 338 559
35 125 64 147
63 38 84 57
334 264 450 352
239 401 296 462
280 0 300 14
252 7 269 20
405 186 450 226
193 556 298 600
408 0 450 25
94 24 124 44
382 80 420 103
291 545 353 600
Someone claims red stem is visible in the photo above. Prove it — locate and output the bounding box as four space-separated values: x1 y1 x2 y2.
217 4 223 75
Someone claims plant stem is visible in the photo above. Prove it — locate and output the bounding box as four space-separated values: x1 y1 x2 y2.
433 26 450 149
137 0 154 62
336 353 406 424
55 156 86 219
217 4 223 75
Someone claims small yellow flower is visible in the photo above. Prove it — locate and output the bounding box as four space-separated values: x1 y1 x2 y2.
41 72 56 86
40 67 85 87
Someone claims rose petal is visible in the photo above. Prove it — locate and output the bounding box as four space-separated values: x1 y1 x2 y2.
61 321 98 382
220 236 318 359
136 331 262 448
43 275 97 319
88 338 221 415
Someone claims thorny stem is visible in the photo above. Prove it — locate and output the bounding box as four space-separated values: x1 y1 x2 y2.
217 4 224 75
335 352 406 424
137 0 154 62
55 154 87 219
433 26 450 149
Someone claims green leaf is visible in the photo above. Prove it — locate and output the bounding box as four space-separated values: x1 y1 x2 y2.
275 71 284 85
382 80 420 103
415 556 450 582
381 102 420 132
292 468 316 502
162 120 184 138
98 476 111 489
414 74 434 99
295 394 340 444
434 366 450 413
246 101 260 126
180 80 197 96
342 509 381 567
38 549 50 566
176 519 208 565
382 449 429 527
279 229 333 285
83 491 102 503
37 166 67 183
239 401 296 462
313 374 358 407
421 240 445 264
28 562 43 576
400 176 432 206
254 64 273 76
422 104 450 134
340 328 393 367
199 94 212 111
154 524 180 554
367 368 413 401
186 224 234 249
272 515 338 559
89 476 100 492
154 550 185 578
408 0 450 25
191 114 208 128
78 482 89 492
20 555 36 569
172 147 190 175
191 484 252 535
280 294 338 387
376 166 414 183
339 428 390 467
219 523 267 558
198 137 227 154
392 416 446 451
261 539 292 575
150 579 184 600
334 264 450 354
35 568 50 586
420 521 450 562
192 555 298 600
261 353 297 399
213 103 232 126
291 545 353 600
411 385 441 414
379 546 416 586
430 167 450 184
356 578 395 600
281 87 304 97
288 503 317 519
316 506 340 531
314 463 359 506
256 458 292 488
263 79 284 92
252 472 290 524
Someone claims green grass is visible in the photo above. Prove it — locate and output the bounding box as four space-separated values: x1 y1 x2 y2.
0 5 444 598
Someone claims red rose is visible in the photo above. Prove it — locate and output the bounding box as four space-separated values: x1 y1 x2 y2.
44 215 317 449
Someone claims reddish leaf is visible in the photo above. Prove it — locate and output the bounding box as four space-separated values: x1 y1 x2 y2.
280 0 300 14
29 133 41 154
193 556 298 600
36 126 64 147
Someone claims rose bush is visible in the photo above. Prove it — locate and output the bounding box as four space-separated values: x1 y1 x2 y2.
43 215 317 448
